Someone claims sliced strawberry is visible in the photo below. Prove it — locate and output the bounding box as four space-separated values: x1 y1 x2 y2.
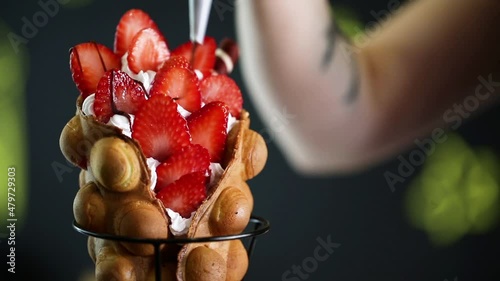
171 37 216 78
128 28 170 73
132 94 190 162
199 74 243 117
93 70 147 123
156 171 207 218
93 71 113 123
156 144 210 191
114 9 159 57
160 56 192 72
70 42 121 98
113 73 147 114
187 102 229 162
214 38 239 75
150 66 201 112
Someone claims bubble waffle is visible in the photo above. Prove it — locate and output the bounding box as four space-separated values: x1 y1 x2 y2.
61 44 267 280
60 8 268 280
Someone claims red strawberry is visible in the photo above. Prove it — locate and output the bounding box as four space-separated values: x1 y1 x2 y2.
70 42 121 98
156 144 210 191
93 72 113 123
156 171 207 218
214 38 239 75
187 102 229 162
161 56 192 72
199 75 243 117
171 37 216 78
132 94 190 162
128 28 170 73
150 66 201 112
93 70 147 123
114 9 159 57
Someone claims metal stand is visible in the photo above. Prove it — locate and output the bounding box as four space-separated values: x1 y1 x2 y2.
73 215 270 280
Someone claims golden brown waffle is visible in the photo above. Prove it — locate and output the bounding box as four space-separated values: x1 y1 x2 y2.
60 97 267 280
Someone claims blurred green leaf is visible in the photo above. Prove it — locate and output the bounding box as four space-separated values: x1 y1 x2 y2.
405 133 500 246
463 151 499 233
0 20 29 228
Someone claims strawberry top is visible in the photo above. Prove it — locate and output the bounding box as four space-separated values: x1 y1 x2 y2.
114 9 160 57
70 9 244 220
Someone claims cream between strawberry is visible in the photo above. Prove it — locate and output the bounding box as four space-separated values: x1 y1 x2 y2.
70 9 242 236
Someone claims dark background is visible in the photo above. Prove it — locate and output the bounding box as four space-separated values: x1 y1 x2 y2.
1 0 499 280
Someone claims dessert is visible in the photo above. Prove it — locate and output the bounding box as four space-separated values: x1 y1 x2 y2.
59 9 267 281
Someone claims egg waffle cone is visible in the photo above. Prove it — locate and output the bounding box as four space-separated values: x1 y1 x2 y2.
60 96 267 281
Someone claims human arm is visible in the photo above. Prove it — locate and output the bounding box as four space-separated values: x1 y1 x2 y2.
235 0 500 174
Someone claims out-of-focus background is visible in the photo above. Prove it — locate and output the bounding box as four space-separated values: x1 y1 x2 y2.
1 0 499 280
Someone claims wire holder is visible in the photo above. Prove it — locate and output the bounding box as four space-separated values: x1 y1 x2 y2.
73 215 270 280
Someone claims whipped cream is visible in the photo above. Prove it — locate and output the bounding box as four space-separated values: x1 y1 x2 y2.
194 69 204 80
108 114 134 138
121 53 156 93
146 157 161 191
82 94 135 137
227 113 237 133
166 208 194 236
177 104 192 118
82 93 95 116
209 162 225 187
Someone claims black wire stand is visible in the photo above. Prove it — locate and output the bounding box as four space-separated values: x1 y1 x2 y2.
73 215 270 281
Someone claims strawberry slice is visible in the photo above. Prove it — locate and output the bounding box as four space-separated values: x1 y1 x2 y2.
156 144 210 191
187 102 229 162
132 94 190 162
114 9 159 57
161 56 192 72
93 70 147 123
150 66 201 112
93 71 113 123
214 38 239 75
171 37 216 78
70 42 121 99
128 28 170 73
199 74 243 117
156 171 207 218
